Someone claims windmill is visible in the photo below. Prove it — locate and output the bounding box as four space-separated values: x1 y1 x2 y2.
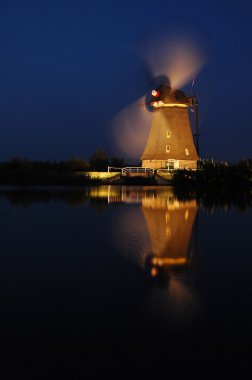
141 83 199 170
112 34 207 169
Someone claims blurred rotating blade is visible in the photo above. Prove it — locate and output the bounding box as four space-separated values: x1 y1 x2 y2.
141 34 208 89
111 96 153 160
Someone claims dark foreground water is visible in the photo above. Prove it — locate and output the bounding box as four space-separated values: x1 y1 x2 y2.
0 186 251 378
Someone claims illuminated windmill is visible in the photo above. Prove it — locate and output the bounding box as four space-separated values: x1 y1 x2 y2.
141 85 199 170
112 34 207 167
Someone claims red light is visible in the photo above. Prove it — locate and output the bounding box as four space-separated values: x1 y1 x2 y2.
152 89 160 97
151 267 159 277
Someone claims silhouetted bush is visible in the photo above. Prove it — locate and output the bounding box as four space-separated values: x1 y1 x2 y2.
173 159 252 188
173 159 252 211
65 158 90 171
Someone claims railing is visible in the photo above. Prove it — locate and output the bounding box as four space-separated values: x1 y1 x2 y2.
108 166 155 174
122 167 155 174
108 166 198 174
108 167 123 173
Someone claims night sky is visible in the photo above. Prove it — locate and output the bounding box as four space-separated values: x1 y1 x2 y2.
0 0 251 162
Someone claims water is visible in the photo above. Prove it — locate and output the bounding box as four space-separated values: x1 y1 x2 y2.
0 186 251 378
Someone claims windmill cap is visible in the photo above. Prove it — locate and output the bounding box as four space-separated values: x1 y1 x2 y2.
151 85 189 105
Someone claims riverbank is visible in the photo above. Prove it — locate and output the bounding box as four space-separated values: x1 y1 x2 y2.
0 159 251 187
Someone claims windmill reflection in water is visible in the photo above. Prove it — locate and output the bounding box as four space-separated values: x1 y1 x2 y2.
88 186 199 282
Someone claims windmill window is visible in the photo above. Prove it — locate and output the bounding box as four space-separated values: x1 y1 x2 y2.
167 131 171 138
185 148 189 156
166 145 170 153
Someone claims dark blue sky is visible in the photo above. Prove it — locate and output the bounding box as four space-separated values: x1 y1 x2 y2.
0 0 251 162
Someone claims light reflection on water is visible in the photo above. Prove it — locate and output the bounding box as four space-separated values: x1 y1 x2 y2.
87 186 198 266
87 186 200 323
0 185 252 376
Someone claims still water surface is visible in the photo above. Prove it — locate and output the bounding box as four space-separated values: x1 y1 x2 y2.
0 186 251 377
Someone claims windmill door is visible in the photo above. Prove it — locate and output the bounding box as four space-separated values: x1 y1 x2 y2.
168 160 174 171
167 159 179 171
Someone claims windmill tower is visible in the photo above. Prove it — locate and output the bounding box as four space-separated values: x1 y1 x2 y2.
141 85 199 170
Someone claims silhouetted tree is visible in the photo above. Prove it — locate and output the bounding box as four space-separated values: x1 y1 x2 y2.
89 149 108 171
110 155 125 168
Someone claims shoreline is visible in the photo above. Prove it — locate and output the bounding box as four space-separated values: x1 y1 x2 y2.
0 183 250 212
